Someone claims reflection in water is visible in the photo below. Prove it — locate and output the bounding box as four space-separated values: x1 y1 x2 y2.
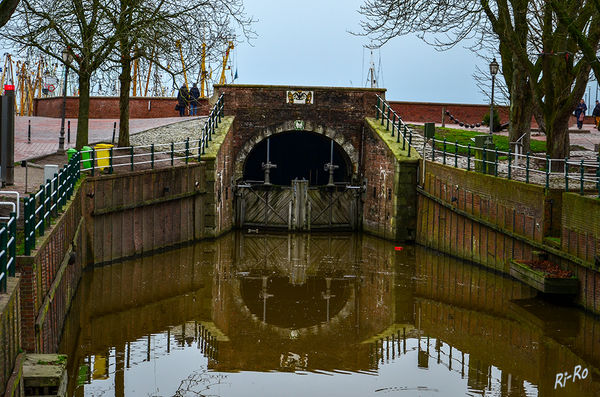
59 233 600 396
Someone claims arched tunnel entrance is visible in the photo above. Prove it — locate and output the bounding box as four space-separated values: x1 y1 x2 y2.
243 131 352 186
235 129 363 231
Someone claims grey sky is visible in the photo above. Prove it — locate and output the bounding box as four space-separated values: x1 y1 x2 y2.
234 0 487 104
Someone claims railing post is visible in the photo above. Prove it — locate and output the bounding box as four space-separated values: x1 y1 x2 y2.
29 194 36 252
597 155 600 198
130 147 134 171
408 132 412 156
380 103 385 126
8 213 15 276
442 139 447 165
545 155 550 190
0 225 6 292
24 198 30 255
376 97 380 120
454 142 458 167
386 108 390 131
91 149 95 177
391 113 396 137
45 180 52 225
171 142 174 166
53 173 59 216
467 144 471 171
494 149 498 177
508 149 512 180
198 139 202 161
209 118 213 141
185 138 190 164
151 144 155 169
39 186 45 236
402 126 406 150
109 147 114 174
564 157 569 191
580 159 585 195
526 152 530 183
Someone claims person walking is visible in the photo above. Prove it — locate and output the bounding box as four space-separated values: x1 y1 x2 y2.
189 83 200 116
574 99 587 129
592 100 600 130
177 84 189 117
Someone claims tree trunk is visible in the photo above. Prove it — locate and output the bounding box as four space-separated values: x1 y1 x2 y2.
0 0 19 28
545 112 572 162
75 70 91 149
118 52 131 147
509 66 532 153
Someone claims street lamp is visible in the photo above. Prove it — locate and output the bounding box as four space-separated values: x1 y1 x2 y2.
489 58 500 136
58 48 73 153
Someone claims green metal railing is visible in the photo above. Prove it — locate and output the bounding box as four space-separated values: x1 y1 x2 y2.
23 152 81 256
79 93 225 174
375 95 423 157
0 212 16 293
375 96 600 198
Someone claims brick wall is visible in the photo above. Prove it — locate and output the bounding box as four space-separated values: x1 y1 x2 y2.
362 119 419 241
0 278 21 396
389 101 510 125
16 188 85 353
212 119 235 235
216 84 384 179
417 161 600 314
34 96 209 119
561 193 600 265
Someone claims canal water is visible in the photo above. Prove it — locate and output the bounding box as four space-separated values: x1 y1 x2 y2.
59 233 599 396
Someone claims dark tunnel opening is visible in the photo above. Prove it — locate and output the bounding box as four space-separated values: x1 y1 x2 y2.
243 131 351 186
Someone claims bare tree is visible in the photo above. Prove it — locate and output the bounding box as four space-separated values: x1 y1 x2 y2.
103 0 253 147
358 0 600 160
2 0 118 148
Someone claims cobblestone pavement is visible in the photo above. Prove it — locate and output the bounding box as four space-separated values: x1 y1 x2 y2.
13 115 202 161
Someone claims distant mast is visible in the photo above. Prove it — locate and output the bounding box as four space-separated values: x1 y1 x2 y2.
366 50 378 88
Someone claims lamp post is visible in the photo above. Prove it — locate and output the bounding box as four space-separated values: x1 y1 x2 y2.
489 58 499 136
58 48 73 153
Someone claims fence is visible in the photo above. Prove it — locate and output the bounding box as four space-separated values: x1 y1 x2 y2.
79 93 225 175
375 96 600 197
17 93 226 259
23 153 81 256
0 212 16 293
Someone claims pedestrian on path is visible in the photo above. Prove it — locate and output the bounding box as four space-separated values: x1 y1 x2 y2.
176 84 189 117
189 83 200 116
575 99 587 129
592 100 600 130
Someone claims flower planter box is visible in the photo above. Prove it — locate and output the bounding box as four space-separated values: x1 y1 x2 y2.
509 260 579 295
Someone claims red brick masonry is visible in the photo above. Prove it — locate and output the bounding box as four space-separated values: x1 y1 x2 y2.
34 96 209 119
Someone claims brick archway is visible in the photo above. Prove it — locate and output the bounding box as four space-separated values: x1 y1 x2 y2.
234 120 359 182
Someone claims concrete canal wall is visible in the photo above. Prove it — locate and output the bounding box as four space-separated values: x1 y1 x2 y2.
417 160 600 314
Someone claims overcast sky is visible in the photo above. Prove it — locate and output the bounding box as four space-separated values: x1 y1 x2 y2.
233 0 489 104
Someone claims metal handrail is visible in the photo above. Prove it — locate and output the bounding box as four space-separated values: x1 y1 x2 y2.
0 212 16 293
374 95 600 197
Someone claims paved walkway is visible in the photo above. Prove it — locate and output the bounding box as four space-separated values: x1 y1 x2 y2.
14 115 200 162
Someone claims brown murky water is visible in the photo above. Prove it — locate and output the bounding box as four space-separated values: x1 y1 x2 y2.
60 233 600 396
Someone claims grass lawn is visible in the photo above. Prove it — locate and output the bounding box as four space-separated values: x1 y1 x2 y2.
410 125 547 155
